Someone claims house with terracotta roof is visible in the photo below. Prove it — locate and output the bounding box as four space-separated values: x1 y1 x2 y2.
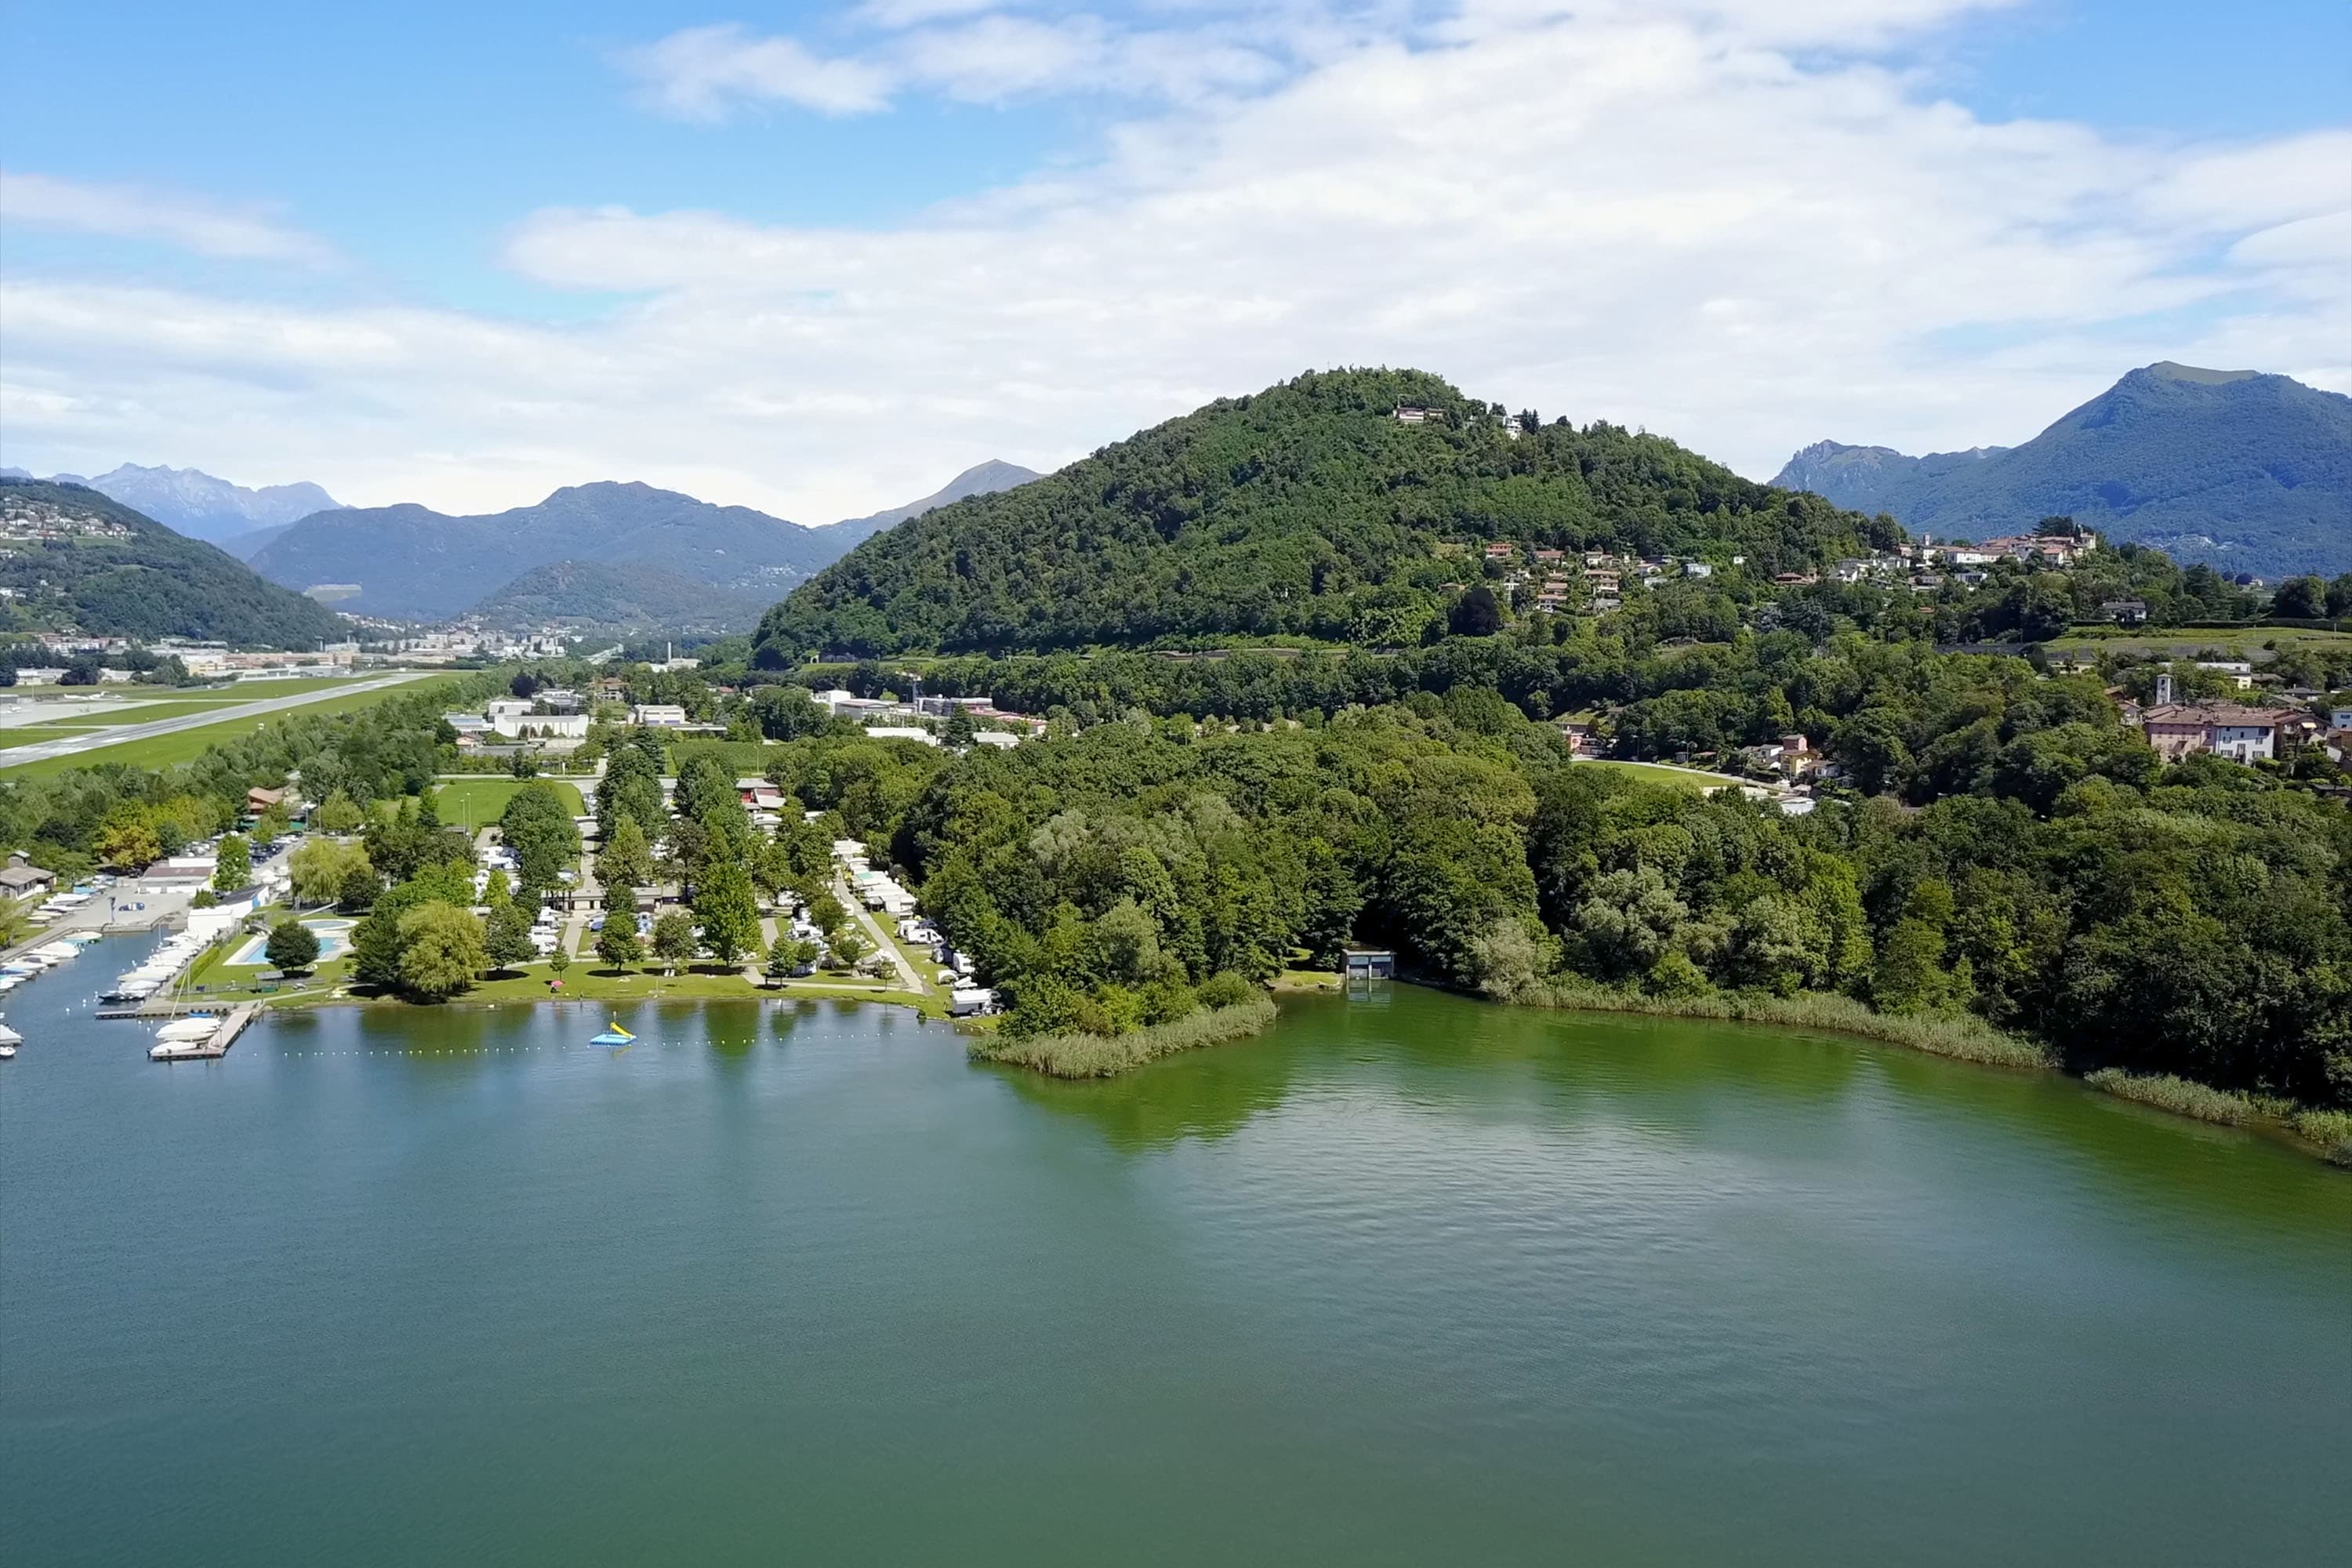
2140 702 2294 764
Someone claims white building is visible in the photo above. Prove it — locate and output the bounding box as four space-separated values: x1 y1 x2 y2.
492 712 590 740
630 704 689 728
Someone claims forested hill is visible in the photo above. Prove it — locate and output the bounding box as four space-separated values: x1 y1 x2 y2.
1773 362 2352 576
755 368 1899 660
0 478 346 646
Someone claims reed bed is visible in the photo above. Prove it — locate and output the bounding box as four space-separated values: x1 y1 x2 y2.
1519 982 2053 1069
2286 1107 2352 1167
2084 1069 2252 1125
969 996 1279 1079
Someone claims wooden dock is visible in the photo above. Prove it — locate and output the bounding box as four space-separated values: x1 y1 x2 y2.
151 1003 259 1062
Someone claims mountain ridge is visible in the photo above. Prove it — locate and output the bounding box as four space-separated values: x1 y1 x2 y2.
1771 362 2352 574
0 463 339 546
249 481 840 622
0 478 347 646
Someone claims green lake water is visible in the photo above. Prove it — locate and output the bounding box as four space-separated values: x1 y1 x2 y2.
3 935 2347 1565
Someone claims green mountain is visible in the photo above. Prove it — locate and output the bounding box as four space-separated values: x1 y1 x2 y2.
756 368 1896 659
468 560 775 632
0 477 347 646
1773 362 2352 575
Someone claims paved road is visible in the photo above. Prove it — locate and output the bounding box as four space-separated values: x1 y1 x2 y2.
833 875 925 993
1 674 430 768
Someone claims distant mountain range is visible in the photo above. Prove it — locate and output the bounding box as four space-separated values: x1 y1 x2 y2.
831 459 1041 536
1773 362 2352 576
0 478 346 647
0 463 339 549
241 459 1041 627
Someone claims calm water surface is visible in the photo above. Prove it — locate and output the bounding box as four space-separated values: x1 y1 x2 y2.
3 935 2347 1566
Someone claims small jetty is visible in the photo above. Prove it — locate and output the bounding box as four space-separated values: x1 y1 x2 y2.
149 1003 259 1062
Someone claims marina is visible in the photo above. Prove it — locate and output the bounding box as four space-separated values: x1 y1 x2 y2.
146 1003 258 1061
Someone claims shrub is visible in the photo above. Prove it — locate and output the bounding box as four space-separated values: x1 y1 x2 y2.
1194 971 1258 1010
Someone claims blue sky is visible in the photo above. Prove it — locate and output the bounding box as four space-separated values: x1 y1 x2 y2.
2 1 2345 518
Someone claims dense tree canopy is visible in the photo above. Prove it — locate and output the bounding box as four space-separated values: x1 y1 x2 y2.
757 368 1893 659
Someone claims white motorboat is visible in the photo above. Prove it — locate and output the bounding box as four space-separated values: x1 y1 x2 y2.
150 1037 212 1060
154 1018 220 1044
0 1021 21 1056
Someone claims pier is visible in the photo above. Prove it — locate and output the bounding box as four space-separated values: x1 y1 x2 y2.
150 1004 259 1062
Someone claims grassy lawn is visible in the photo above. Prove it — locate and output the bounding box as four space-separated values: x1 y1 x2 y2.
2047 626 2352 658
434 778 587 829
0 677 457 779
1571 758 1736 791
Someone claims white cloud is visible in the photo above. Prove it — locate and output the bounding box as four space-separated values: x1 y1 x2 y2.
625 6 1293 118
0 171 335 265
4 2 2346 521
854 0 1007 28
624 24 895 118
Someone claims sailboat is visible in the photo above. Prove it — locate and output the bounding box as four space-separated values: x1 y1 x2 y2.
589 1019 636 1047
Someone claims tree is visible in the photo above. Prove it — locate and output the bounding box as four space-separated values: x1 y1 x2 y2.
651 910 700 972
596 815 654 899
255 800 293 842
264 918 321 975
595 921 642 971
1574 866 1688 979
826 928 867 970
693 855 760 967
766 935 816 984
547 946 570 983
340 863 381 913
314 789 365 834
509 749 539 779
397 902 486 999
1449 584 1504 637
291 839 367 907
211 833 251 894
943 705 976 747
499 782 580 899
484 901 536 973
94 808 161 871
2272 575 2326 619
808 890 848 939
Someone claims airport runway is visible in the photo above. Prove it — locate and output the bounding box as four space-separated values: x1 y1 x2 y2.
0 673 430 768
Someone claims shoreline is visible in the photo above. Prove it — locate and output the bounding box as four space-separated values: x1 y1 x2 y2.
180 961 2350 1166
1508 980 2351 1167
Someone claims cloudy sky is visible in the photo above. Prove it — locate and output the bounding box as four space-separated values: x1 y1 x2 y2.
2 0 2346 523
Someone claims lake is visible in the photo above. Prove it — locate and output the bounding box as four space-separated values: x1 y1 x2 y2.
4 935 2347 1566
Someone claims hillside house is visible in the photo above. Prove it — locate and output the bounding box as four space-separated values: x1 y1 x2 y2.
2100 598 2148 626
2140 702 2292 764
1394 405 1443 425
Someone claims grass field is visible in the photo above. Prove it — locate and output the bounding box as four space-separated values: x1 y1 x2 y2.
1570 758 1737 792
2047 626 2352 659
0 677 456 780
434 778 587 827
